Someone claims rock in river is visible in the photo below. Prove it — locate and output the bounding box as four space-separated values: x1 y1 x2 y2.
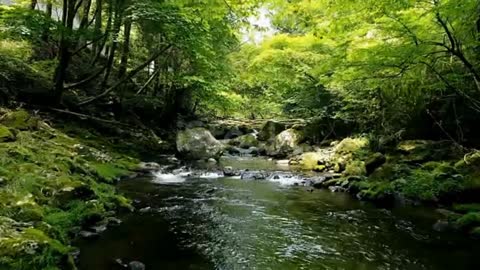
176 128 225 160
258 120 286 142
241 171 269 180
267 129 303 157
129 261 146 270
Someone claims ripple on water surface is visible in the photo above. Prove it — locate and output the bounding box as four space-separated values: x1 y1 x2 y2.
79 171 480 270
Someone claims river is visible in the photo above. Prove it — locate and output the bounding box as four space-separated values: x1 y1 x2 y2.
78 157 480 270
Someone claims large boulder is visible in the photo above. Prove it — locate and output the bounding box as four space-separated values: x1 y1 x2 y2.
258 120 286 142
267 129 303 157
229 133 259 149
176 128 225 160
365 152 386 175
334 137 369 156
294 151 332 170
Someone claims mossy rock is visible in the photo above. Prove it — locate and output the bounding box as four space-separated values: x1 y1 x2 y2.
229 134 259 149
344 160 367 176
365 152 386 175
313 165 327 172
258 120 286 142
297 152 325 170
0 124 15 142
334 137 369 156
455 152 480 172
0 110 39 130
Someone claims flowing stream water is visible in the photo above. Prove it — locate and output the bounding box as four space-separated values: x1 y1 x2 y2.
78 157 480 270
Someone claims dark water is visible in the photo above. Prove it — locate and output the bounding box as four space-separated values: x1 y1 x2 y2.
79 158 480 270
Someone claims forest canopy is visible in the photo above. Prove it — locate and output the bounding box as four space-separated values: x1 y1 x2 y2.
0 0 480 144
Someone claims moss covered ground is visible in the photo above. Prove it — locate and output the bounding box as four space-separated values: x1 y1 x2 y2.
0 109 142 269
304 136 480 237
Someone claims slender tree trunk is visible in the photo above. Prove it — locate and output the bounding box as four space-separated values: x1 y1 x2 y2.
92 0 103 57
100 2 123 88
42 1 54 50
53 0 78 104
78 45 172 106
46 1 53 17
118 17 132 78
77 0 92 49
80 0 92 29
31 0 37 10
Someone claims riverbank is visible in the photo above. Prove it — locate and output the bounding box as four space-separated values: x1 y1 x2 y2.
0 108 165 269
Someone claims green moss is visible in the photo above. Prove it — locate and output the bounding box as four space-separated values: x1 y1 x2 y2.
90 163 129 183
0 124 15 142
356 182 393 202
453 204 480 214
344 160 367 176
0 110 38 130
0 109 138 269
334 137 369 156
455 212 480 231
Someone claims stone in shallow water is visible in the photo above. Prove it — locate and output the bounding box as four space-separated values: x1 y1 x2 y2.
79 230 99 239
240 171 269 180
129 261 146 270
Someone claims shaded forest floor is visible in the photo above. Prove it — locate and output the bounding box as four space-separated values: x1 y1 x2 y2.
0 108 168 270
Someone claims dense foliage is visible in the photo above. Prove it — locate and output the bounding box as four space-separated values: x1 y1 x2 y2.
0 0 261 122
230 0 480 145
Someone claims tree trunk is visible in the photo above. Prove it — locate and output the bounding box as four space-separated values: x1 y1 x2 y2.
31 0 37 10
80 0 92 29
92 0 103 57
78 45 172 106
53 0 78 104
46 1 53 17
100 2 123 88
118 17 132 78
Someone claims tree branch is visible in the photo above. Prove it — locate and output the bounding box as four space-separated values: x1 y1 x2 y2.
78 44 172 106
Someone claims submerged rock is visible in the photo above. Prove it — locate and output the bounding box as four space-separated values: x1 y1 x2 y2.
137 162 161 172
241 171 269 180
433 220 451 232
176 128 224 160
223 166 238 177
129 261 146 270
79 230 99 239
